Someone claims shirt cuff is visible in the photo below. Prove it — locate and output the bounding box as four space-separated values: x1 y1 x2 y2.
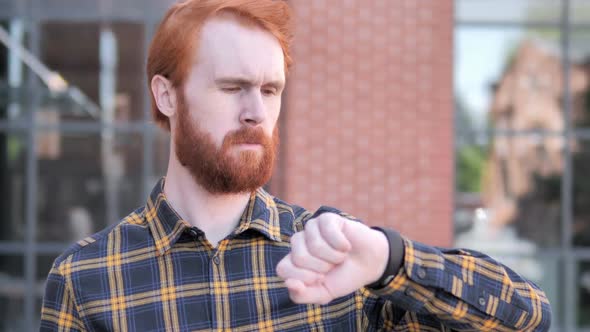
365 237 438 312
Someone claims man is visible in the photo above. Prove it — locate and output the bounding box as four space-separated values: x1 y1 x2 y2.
41 0 551 331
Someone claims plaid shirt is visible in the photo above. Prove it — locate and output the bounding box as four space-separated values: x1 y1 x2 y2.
41 178 551 331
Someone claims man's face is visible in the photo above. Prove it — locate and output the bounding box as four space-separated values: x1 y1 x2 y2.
173 15 285 194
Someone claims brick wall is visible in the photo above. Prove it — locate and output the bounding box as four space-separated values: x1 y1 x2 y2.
273 0 454 247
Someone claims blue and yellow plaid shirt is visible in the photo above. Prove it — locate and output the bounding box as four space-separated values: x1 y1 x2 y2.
41 178 551 331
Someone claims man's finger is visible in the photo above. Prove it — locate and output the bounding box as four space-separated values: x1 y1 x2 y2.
304 219 348 265
290 232 334 273
284 278 305 293
284 279 332 305
276 254 324 285
317 214 352 252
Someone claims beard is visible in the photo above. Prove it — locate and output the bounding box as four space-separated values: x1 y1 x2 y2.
174 95 279 195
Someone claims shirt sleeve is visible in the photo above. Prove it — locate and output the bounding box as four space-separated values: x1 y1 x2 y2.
40 263 86 332
369 237 552 331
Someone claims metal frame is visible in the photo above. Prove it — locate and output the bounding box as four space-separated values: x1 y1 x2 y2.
560 1 576 329
0 2 165 330
454 0 590 330
23 7 39 328
0 0 177 22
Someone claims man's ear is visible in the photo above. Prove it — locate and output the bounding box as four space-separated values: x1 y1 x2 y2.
151 74 178 118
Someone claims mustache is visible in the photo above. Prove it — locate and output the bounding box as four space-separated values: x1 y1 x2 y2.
224 127 268 146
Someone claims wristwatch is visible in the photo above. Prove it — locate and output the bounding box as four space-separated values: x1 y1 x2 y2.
366 227 405 289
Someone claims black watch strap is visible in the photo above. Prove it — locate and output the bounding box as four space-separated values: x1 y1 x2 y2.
366 227 405 289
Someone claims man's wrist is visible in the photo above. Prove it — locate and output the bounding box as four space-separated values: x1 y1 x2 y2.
366 227 405 289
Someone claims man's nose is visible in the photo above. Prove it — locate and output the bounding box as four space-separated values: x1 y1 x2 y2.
240 90 266 126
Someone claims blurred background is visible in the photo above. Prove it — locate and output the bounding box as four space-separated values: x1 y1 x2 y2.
0 0 587 331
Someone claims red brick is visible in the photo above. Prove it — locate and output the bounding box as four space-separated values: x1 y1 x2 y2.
277 0 453 247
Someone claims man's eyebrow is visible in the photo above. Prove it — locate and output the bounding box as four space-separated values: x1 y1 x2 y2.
215 77 253 86
215 77 284 89
264 80 285 90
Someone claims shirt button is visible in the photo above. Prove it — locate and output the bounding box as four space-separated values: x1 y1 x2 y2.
213 255 220 265
404 287 416 297
478 297 486 307
417 268 426 279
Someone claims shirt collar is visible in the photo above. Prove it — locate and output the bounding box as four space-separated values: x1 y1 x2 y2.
233 187 282 243
145 178 191 256
145 178 282 256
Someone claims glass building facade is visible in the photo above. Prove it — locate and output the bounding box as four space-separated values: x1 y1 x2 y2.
0 1 175 330
455 0 590 330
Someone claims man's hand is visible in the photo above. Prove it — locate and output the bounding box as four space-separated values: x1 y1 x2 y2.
276 213 390 304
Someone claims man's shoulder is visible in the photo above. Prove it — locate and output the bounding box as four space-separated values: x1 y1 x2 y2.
51 206 149 269
271 196 310 238
273 196 309 220
271 196 359 237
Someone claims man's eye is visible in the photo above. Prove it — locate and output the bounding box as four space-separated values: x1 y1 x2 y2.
262 88 277 96
222 86 241 93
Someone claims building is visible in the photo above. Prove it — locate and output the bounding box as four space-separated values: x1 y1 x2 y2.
4 0 590 330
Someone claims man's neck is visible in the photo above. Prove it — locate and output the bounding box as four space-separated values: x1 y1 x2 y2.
163 158 252 248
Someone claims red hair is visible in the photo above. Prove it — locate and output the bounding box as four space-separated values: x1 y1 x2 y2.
147 0 294 131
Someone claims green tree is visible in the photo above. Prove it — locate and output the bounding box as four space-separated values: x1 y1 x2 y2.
455 96 488 193
456 145 487 193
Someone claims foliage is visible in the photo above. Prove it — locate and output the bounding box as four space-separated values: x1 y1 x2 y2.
456 145 487 193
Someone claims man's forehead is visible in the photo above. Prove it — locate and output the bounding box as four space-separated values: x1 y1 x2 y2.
196 14 285 84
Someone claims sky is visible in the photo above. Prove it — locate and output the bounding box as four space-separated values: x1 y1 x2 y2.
453 0 556 130
454 27 524 129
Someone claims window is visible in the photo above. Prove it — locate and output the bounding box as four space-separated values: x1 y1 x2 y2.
455 0 590 329
0 1 174 329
